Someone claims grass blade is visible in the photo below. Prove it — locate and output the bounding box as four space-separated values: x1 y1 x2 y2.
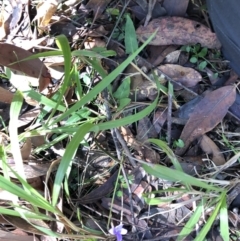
49 31 157 126
9 91 26 180
220 193 229 241
143 164 222 192
52 123 94 206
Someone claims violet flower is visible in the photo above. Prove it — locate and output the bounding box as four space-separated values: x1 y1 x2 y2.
109 223 127 241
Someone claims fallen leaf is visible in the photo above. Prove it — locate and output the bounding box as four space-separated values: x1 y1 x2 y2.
157 64 202 90
153 108 168 133
136 16 221 49
164 50 181 64
229 93 240 119
31 136 45 147
130 2 166 21
12 37 47 50
86 0 111 18
84 38 106 49
35 0 58 34
135 118 160 163
0 87 14 104
21 138 32 160
148 45 178 66
8 0 23 30
0 43 50 92
0 1 12 39
77 171 118 204
176 86 236 156
6 161 57 179
163 0 189 16
0 230 39 241
137 117 158 141
177 95 203 120
2 215 50 236
17 108 40 128
200 134 225 165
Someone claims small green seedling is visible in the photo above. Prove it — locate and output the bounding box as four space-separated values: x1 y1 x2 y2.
173 139 185 148
181 44 208 70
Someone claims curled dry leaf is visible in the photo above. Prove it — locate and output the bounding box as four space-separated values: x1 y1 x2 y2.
35 0 58 34
0 43 50 92
136 16 221 49
157 64 202 90
0 0 24 39
200 134 225 165
176 86 236 156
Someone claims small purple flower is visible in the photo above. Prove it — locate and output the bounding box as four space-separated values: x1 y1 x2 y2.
109 223 127 241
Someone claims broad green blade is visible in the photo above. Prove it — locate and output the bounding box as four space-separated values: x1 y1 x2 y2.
125 15 138 54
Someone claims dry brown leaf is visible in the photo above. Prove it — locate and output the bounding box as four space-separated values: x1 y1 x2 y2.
7 161 56 179
84 38 106 49
0 1 12 39
0 230 39 241
136 118 160 164
86 0 112 18
164 50 181 64
136 16 221 49
200 134 225 165
13 37 47 50
2 215 50 236
157 64 202 90
148 45 178 66
153 108 168 133
0 87 14 103
20 138 32 160
31 136 45 147
176 86 236 156
0 43 50 92
18 108 40 128
35 0 58 34
163 0 189 16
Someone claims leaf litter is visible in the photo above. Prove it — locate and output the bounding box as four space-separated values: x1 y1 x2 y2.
0 0 240 240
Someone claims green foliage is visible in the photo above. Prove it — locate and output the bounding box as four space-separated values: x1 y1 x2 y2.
124 15 138 54
182 44 208 71
0 32 158 238
106 8 120 16
113 76 131 110
173 139 184 148
143 138 231 241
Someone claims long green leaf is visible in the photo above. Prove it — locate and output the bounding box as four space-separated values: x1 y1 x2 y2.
220 193 229 241
46 35 72 122
52 123 94 206
23 89 65 111
0 175 55 212
177 198 206 240
195 194 224 241
9 91 26 180
143 164 222 192
148 139 183 172
125 15 138 54
49 31 157 126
